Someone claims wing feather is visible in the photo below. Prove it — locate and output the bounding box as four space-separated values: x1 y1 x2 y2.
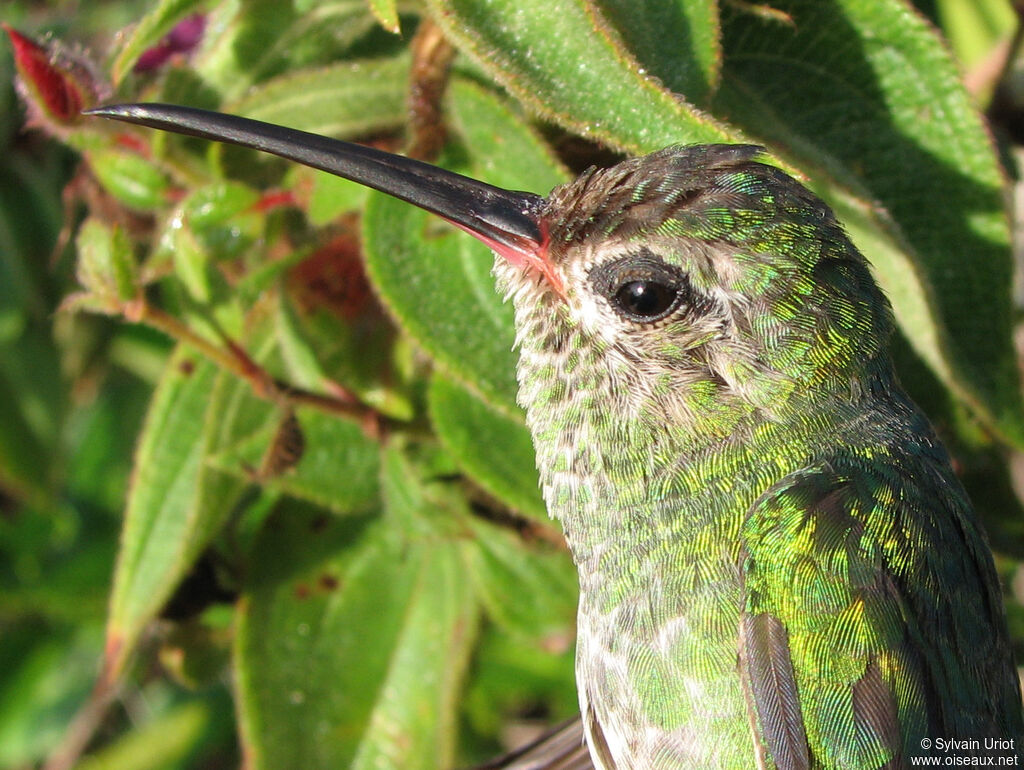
738 610 811 770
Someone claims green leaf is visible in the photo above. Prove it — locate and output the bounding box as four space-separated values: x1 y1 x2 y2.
463 626 578 742
235 499 478 770
155 182 262 306
445 78 570 194
935 0 1015 70
110 0 207 84
363 78 566 413
0 501 116 624
228 55 410 138
0 360 52 503
348 539 475 770
89 148 170 211
195 0 380 101
464 515 577 640
276 267 413 419
593 0 721 104
365 0 400 33
299 169 370 226
74 700 213 770
180 181 262 258
363 194 520 407
713 0 1024 444
167 221 214 304
0 623 103 767
379 439 465 536
75 219 139 307
105 346 274 677
209 406 382 515
429 373 546 521
0 151 68 319
190 0 300 98
425 0 733 151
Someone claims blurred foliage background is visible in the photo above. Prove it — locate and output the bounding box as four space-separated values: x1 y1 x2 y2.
4 0 1024 768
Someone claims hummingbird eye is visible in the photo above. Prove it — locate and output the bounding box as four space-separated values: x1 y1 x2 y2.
589 248 698 324
612 280 680 321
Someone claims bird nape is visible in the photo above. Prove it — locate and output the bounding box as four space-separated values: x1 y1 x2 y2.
87 102 1024 770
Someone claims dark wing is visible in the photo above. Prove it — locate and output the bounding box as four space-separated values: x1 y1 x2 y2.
471 716 594 770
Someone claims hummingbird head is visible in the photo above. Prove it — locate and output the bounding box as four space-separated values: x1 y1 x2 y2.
499 144 895 427
85 104 893 429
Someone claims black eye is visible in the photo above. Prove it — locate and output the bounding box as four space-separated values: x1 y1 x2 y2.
589 248 707 324
613 280 680 321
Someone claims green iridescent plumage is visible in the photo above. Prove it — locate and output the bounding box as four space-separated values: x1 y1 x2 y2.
85 104 1023 770
495 145 1023 768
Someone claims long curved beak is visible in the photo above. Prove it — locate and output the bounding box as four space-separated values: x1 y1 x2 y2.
84 103 551 275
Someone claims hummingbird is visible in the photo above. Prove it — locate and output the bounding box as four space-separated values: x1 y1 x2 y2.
87 103 1024 769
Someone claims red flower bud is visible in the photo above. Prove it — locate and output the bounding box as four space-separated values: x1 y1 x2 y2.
4 24 104 130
